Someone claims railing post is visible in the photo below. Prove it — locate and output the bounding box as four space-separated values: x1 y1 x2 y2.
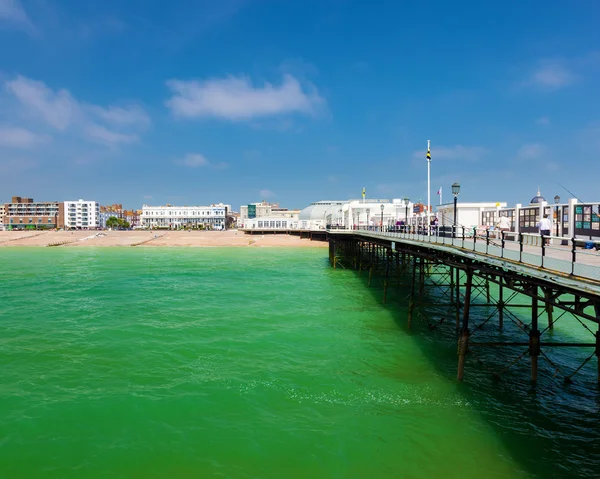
519 233 524 262
501 231 505 258
462 226 465 248
571 237 576 275
541 235 546 268
485 229 490 254
473 228 477 251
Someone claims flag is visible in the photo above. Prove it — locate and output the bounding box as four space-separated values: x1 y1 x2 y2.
362 187 366 200
437 189 440 195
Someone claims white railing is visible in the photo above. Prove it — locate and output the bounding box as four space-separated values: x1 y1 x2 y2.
329 226 600 283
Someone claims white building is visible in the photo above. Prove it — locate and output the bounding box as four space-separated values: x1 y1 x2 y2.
435 202 508 229
141 203 231 229
244 216 299 230
63 200 100 229
239 201 300 228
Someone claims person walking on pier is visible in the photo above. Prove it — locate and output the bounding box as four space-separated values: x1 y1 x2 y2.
537 214 552 245
496 214 511 238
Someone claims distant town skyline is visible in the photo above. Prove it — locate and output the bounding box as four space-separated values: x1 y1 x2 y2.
1 1 599 209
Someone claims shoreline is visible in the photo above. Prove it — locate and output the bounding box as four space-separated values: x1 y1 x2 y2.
0 230 327 248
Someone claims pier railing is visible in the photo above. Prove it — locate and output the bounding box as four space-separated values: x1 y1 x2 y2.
329 226 600 282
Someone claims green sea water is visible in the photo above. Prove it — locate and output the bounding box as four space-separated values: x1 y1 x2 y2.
1 248 599 478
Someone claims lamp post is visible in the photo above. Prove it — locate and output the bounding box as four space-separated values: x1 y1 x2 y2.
554 195 560 237
452 182 460 238
427 140 431 237
403 197 409 233
338 208 342 228
366 208 370 230
380 204 384 232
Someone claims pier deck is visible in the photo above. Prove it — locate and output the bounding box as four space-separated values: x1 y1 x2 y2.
327 229 600 386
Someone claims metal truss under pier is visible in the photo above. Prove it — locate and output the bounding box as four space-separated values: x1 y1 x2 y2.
328 231 600 385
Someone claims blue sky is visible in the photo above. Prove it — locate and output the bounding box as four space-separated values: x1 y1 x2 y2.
0 0 599 210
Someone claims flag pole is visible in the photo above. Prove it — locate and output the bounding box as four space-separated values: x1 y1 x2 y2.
427 140 431 236
440 186 442 205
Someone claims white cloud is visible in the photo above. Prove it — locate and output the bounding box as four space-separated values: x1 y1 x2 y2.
88 105 150 128
165 74 325 121
6 76 77 130
412 144 488 162
84 125 138 145
536 116 551 126
259 189 276 199
0 127 51 148
517 143 545 160
4 75 150 147
175 153 228 169
525 61 577 90
0 0 36 34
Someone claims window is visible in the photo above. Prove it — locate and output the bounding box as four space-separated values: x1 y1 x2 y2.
29 218 33 223
48 218 52 223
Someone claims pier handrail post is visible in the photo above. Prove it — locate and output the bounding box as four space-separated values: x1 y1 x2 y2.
519 233 523 262
541 234 546 268
462 226 465 248
571 237 576 275
485 229 490 254
501 231 505 258
473 227 477 252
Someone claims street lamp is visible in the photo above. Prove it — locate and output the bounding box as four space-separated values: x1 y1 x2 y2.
554 195 560 237
403 197 409 233
366 208 370 230
452 182 460 238
380 203 385 232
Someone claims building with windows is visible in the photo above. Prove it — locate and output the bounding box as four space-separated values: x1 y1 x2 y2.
239 201 300 228
2 196 62 230
0 204 6 230
63 200 100 229
141 203 231 229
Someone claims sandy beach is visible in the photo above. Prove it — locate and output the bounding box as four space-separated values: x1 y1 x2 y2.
0 230 327 248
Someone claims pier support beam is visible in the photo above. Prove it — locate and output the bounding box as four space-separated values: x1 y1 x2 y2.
596 304 600 384
408 256 416 329
498 279 504 330
545 289 554 330
368 243 374 287
530 285 541 384
457 269 473 381
455 268 461 329
383 248 390 303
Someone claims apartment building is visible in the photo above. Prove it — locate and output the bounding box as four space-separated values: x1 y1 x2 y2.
141 203 231 229
3 196 62 230
63 200 100 229
0 204 5 230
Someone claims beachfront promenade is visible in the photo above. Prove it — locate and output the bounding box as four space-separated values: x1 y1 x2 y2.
327 228 600 385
